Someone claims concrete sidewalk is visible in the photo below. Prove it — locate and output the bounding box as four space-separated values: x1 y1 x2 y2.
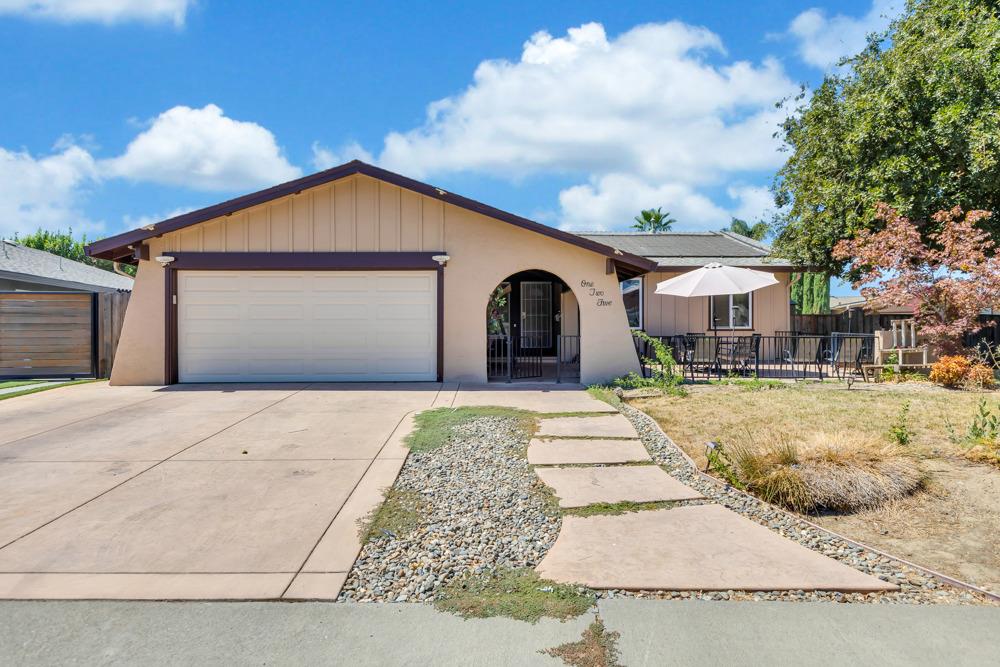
0 600 996 666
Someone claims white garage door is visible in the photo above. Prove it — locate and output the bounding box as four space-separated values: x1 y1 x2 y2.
177 270 437 382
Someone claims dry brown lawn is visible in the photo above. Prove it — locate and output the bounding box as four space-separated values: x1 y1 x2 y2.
631 381 996 470
631 381 1000 593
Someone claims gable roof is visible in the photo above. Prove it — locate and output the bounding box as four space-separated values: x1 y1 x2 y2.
85 160 656 278
576 231 794 270
1 240 133 292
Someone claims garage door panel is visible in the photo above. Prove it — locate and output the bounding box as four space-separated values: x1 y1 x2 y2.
312 274 370 291
178 270 437 382
312 303 371 319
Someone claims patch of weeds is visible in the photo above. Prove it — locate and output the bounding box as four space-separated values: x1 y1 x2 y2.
710 374 786 391
358 489 428 542
887 400 913 447
434 568 594 623
543 617 623 667
0 379 97 401
954 398 1000 467
563 500 676 517
586 385 622 409
406 406 535 453
612 332 687 397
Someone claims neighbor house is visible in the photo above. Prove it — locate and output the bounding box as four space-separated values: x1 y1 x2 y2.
1 240 134 292
86 161 792 386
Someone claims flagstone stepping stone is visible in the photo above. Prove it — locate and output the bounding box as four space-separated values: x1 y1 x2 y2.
536 414 638 439
527 439 651 466
534 465 704 508
536 505 898 592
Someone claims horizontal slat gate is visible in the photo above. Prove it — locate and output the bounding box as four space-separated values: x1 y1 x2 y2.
0 292 94 378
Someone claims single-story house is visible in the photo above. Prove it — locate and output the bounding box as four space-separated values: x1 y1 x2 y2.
1 240 134 292
86 161 793 386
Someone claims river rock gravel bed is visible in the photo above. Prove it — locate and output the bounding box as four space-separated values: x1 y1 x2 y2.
339 416 560 603
617 400 996 606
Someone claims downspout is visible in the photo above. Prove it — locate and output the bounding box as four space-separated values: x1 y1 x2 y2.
112 261 133 278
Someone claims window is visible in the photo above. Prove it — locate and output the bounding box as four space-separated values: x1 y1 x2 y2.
620 277 643 329
710 292 752 330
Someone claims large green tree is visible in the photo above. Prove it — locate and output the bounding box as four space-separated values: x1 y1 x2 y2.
15 229 136 276
772 0 1000 274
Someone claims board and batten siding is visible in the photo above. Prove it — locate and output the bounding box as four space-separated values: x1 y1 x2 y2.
642 270 792 336
162 175 445 253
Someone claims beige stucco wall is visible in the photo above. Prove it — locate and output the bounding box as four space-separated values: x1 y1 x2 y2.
110 174 641 385
642 270 792 336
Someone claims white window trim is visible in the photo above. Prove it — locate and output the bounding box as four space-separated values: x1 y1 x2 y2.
710 292 754 330
621 276 644 330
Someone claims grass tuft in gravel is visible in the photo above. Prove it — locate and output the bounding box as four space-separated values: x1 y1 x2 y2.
435 567 593 623
358 489 428 542
543 617 623 667
563 500 677 517
586 385 622 409
407 406 535 453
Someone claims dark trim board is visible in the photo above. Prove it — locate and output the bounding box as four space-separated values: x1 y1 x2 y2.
85 160 656 277
162 253 444 384
164 252 445 271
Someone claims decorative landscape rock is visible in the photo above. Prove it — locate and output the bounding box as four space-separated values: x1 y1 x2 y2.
339 416 560 603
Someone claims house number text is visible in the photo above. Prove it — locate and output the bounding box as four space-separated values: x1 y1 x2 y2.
580 279 613 307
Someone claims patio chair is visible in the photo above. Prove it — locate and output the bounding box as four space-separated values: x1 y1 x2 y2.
730 334 761 376
783 335 823 379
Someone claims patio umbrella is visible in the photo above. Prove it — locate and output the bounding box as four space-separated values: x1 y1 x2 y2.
655 263 778 333
654 262 778 297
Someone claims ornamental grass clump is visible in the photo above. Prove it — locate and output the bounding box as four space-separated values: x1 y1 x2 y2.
716 431 924 514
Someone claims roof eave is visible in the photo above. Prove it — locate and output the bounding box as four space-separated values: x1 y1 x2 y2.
85 161 656 275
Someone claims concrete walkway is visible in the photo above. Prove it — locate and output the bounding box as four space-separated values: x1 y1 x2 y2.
1 599 997 666
529 413 894 592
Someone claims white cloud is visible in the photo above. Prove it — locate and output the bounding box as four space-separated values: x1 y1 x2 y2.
378 22 793 185
788 0 899 69
102 104 301 191
0 0 192 26
122 206 195 230
726 184 775 223
311 141 374 170
559 174 729 231
353 21 795 231
0 142 103 239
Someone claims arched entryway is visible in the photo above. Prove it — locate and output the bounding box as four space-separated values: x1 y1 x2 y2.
486 269 581 382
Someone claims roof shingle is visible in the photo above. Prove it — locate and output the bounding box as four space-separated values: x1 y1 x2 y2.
0 240 134 291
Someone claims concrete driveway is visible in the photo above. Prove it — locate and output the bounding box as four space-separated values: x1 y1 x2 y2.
0 381 449 600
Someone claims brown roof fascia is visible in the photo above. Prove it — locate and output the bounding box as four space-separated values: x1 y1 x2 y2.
85 160 656 275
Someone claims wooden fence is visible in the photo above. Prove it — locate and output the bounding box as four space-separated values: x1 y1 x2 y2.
792 312 905 335
0 291 130 380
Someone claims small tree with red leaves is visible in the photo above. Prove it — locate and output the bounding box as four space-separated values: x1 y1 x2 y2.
833 203 1000 355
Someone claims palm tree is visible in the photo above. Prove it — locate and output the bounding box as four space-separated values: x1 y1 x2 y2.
632 207 676 232
726 217 770 241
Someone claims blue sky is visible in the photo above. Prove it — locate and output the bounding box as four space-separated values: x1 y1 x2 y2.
0 0 900 292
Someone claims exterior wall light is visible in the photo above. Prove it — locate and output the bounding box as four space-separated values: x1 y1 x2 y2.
154 256 176 266
432 254 450 266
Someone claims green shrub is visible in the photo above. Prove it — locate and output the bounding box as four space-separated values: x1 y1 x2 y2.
614 332 685 395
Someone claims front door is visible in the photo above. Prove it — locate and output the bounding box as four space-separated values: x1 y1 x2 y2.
520 281 552 349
